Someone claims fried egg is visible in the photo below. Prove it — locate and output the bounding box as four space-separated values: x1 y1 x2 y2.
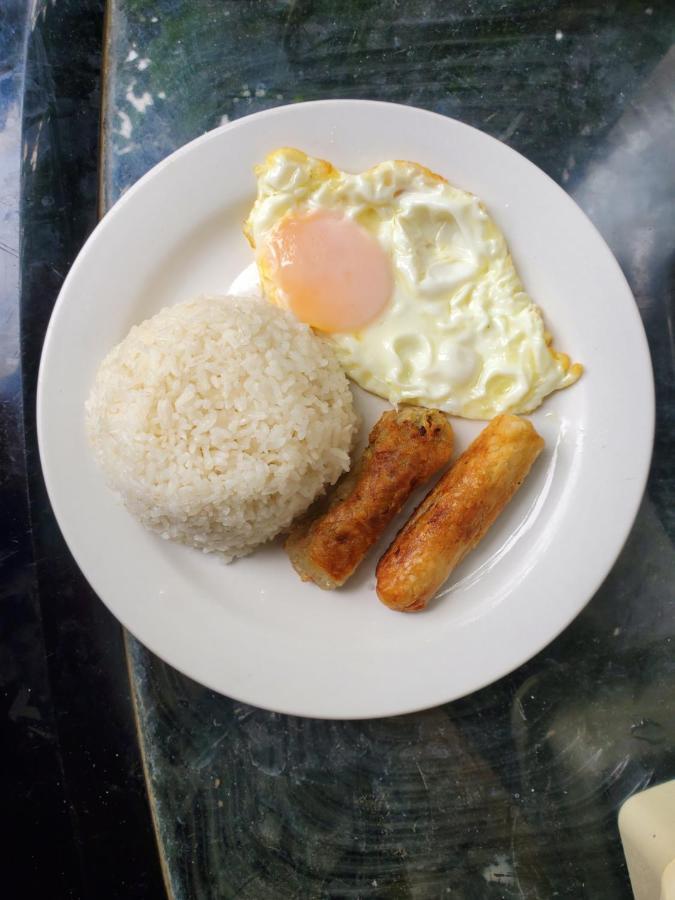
244 148 582 419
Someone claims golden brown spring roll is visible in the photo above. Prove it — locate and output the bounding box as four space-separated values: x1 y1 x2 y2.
285 407 454 589
376 414 544 612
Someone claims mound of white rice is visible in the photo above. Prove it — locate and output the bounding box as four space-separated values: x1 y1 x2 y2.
86 294 357 561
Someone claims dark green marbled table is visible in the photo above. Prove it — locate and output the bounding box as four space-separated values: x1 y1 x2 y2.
101 3 675 897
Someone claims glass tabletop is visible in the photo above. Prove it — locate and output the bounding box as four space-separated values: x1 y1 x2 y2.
31 1 675 896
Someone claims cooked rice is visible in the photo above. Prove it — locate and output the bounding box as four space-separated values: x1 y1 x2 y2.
85 294 357 561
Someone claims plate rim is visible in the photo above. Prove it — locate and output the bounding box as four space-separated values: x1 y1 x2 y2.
37 99 655 718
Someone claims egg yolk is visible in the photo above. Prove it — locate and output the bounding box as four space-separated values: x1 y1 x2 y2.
262 209 392 333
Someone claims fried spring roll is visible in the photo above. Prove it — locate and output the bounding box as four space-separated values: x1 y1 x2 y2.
376 414 544 612
285 407 454 589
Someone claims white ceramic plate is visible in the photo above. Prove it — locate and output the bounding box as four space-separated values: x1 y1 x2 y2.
38 101 654 719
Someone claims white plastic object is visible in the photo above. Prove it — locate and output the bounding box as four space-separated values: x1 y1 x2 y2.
619 780 675 900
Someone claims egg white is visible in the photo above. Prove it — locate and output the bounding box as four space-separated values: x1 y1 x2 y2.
244 148 582 419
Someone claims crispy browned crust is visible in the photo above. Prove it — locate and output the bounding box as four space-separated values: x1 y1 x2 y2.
376 414 544 612
285 407 454 589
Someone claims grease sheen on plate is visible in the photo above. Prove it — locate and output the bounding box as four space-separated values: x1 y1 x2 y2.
38 101 654 718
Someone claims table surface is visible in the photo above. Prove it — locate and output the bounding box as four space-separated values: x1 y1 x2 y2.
6 1 675 897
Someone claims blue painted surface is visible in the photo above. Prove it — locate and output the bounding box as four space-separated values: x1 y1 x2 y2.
1 1 165 895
